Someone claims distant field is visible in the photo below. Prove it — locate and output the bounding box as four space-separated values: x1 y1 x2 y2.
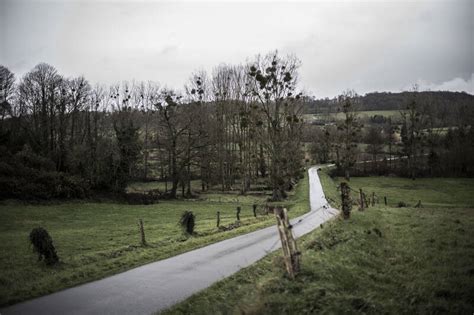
330 176 474 208
165 171 474 314
0 175 310 306
304 110 402 122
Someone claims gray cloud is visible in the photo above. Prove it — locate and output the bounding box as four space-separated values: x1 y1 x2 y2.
416 73 474 94
1 0 472 98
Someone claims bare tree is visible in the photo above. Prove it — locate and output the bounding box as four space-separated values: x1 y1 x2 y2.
334 90 362 180
67 76 90 148
109 83 142 192
17 63 63 155
0 65 15 124
365 125 384 173
247 52 304 200
186 71 212 193
383 117 398 172
400 88 426 179
136 81 160 180
154 90 191 198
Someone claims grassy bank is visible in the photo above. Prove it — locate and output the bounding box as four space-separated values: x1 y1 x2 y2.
164 171 474 314
0 174 310 306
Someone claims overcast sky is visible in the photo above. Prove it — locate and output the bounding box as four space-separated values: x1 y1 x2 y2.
1 0 473 98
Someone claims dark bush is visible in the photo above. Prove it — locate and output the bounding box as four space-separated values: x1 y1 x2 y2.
397 201 407 208
29 227 59 265
0 147 90 200
179 211 195 235
124 191 160 205
16 146 56 171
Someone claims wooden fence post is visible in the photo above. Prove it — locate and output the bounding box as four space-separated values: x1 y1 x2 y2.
217 211 220 227
359 188 365 211
138 219 146 246
341 183 352 219
274 207 300 279
372 192 375 206
253 204 257 218
364 193 369 208
384 196 387 206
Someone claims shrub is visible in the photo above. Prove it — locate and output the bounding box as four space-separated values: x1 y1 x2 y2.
397 201 407 208
16 146 55 171
125 191 160 205
179 211 195 235
28 227 59 265
0 147 90 200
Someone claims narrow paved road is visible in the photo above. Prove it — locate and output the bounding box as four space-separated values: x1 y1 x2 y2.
2 166 339 315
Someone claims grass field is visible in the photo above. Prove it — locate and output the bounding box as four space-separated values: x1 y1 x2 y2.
333 176 474 208
0 174 310 306
164 170 474 314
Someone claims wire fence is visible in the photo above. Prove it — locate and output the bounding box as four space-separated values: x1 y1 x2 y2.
264 177 394 253
266 201 338 252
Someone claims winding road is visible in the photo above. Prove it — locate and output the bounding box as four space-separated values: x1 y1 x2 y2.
2 166 339 315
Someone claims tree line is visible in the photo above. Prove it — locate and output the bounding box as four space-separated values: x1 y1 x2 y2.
0 52 305 200
304 90 473 120
308 88 474 179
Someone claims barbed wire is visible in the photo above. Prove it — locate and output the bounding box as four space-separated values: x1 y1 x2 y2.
262 179 393 253
333 183 386 206
349 187 361 194
265 202 338 252
334 183 363 195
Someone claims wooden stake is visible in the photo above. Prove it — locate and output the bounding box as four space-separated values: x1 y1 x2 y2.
384 196 387 206
364 193 369 208
252 204 257 217
359 188 365 211
138 219 146 246
282 208 300 275
216 211 220 227
341 183 352 219
274 207 300 279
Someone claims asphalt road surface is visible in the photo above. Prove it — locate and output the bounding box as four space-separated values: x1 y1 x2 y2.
2 166 339 315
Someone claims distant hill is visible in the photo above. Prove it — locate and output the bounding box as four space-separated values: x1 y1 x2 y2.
303 91 474 114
